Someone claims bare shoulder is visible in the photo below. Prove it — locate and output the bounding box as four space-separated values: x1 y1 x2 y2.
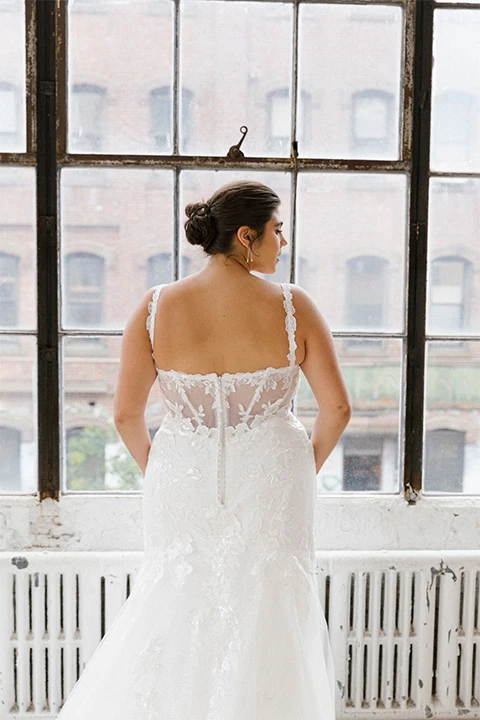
288 283 332 341
126 284 170 333
289 283 320 316
289 283 351 412
143 281 178 309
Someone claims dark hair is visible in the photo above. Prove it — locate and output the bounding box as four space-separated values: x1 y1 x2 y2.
184 180 280 260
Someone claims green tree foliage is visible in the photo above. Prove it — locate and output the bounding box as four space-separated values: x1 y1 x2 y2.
66 425 141 491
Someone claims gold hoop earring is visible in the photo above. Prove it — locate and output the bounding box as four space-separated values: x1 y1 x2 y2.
246 245 253 268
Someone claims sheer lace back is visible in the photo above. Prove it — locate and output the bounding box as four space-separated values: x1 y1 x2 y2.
146 283 300 431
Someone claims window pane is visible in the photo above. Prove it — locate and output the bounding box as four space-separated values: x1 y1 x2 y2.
297 337 403 494
424 341 480 494
150 87 172 154
68 0 173 154
179 170 292 280
353 91 393 146
298 4 403 160
0 335 36 493
437 0 480 3
0 0 25 152
270 92 289 140
0 87 17 133
0 167 36 329
60 168 173 330
65 253 105 326
297 172 408 333
147 253 174 286
428 178 480 335
267 89 310 155
431 10 480 171
70 84 107 153
180 1 293 157
149 87 194 154
62 336 166 492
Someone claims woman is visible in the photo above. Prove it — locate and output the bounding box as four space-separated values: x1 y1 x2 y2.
57 180 351 720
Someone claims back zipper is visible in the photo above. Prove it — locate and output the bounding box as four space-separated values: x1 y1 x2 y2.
215 377 226 505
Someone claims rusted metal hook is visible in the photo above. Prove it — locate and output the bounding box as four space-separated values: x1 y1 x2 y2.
226 126 248 159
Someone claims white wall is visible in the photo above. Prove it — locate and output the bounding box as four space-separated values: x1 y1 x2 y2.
0 495 478 553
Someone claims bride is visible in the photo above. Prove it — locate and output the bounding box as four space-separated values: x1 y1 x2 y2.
57 180 351 719
114 179 351 477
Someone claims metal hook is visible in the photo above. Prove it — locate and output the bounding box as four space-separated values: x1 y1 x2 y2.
226 126 248 159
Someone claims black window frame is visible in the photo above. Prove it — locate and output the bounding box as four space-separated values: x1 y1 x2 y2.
2 0 478 503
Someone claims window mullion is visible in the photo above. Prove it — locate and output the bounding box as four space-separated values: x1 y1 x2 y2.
402 0 416 164
290 0 300 285
56 0 67 157
173 0 180 279
36 0 60 500
403 0 434 501
25 0 36 155
173 0 180 156
174 168 180 281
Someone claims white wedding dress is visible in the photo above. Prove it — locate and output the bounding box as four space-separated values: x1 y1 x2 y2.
56 282 336 720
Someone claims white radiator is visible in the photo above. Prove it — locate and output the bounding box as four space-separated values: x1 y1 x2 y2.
0 550 478 719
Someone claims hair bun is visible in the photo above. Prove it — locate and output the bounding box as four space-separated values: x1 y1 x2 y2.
184 202 216 250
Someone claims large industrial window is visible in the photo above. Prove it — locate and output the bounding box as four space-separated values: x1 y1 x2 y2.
1 0 479 500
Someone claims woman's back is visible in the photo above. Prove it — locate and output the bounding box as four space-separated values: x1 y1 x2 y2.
147 279 301 434
150 274 305 376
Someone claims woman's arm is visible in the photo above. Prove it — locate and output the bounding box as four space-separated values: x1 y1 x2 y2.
113 288 159 475
292 285 352 474
310 410 351 475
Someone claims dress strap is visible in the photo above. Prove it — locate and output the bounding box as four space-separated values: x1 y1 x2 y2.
281 283 297 367
146 284 165 356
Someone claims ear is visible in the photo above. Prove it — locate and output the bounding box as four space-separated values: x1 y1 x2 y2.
236 225 252 250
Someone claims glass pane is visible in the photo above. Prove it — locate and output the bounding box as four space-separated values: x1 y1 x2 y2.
297 172 408 332
435 1 480 6
60 168 174 330
424 341 480 494
431 10 480 171
179 170 292 281
296 337 402 494
180 1 293 157
427 178 480 336
0 0 25 152
0 335 36 493
62 336 166 492
0 167 36 329
68 0 173 154
298 4 403 160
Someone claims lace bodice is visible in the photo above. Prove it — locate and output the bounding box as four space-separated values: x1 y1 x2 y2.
146 283 300 434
